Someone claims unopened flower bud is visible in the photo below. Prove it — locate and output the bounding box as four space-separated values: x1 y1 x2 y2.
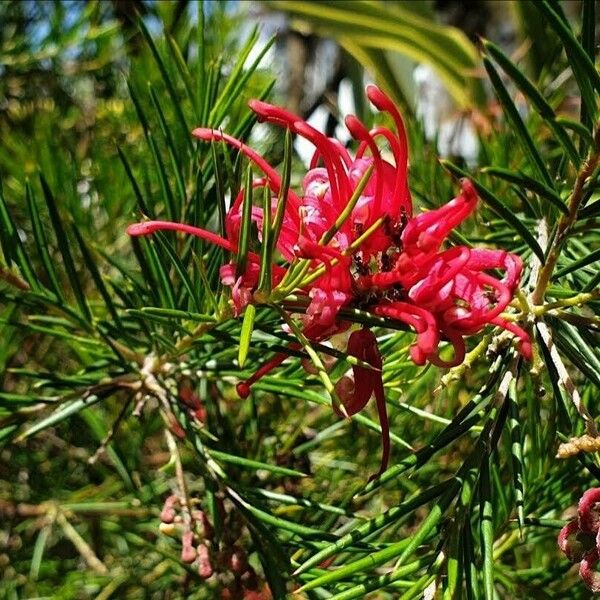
160 508 176 523
181 531 197 564
230 548 248 574
159 522 177 537
197 543 213 579
160 495 179 523
181 544 197 564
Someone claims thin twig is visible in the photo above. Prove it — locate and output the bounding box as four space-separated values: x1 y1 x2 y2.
164 428 193 532
55 511 108 574
89 394 135 465
532 125 600 304
537 321 599 437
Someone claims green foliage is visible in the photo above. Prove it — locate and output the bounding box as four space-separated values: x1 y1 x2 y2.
0 1 599 599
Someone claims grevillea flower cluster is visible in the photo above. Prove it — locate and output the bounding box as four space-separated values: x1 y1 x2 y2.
160 495 269 597
558 488 600 592
127 85 531 476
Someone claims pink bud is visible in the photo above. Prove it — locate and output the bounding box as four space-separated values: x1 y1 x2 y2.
558 520 595 563
181 545 197 564
580 550 600 593
579 488 600 532
230 549 248 574
160 495 179 523
197 544 213 579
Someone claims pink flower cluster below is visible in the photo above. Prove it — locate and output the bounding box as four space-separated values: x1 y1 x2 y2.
127 85 531 476
559 488 600 592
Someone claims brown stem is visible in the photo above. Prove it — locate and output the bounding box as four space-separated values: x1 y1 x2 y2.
531 125 600 304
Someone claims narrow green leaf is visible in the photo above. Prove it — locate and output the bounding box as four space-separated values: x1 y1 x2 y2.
0 392 56 406
483 39 579 166
479 458 495 600
153 231 201 312
582 0 595 61
508 378 525 532
209 30 275 127
211 144 228 239
0 181 37 289
320 164 373 245
536 0 600 94
326 558 430 600
293 482 448 575
257 185 273 296
39 175 92 322
138 237 177 310
117 146 151 216
550 319 600 387
269 126 293 249
210 448 306 478
200 60 218 127
555 247 600 278
130 306 215 322
17 395 104 440
296 538 418 593
444 527 463 600
72 226 121 325
147 132 177 222
277 308 342 414
148 84 186 214
227 487 329 538
483 57 553 188
166 34 198 120
195 1 206 119
137 17 193 153
481 167 567 215
26 182 62 297
30 524 52 580
236 165 254 278
463 522 480 600
556 117 594 147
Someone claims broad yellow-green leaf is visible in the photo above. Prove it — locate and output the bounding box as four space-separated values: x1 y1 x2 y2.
266 0 483 108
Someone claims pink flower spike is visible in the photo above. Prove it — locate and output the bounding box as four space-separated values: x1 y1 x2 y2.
248 99 296 127
466 249 523 292
402 179 477 256
366 85 411 212
578 488 600 533
247 99 351 205
345 114 384 218
374 301 439 365
127 219 255 255
293 120 350 207
559 520 584 561
580 550 600 593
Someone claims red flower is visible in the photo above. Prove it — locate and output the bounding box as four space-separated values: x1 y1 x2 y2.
127 85 531 476
558 488 600 592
